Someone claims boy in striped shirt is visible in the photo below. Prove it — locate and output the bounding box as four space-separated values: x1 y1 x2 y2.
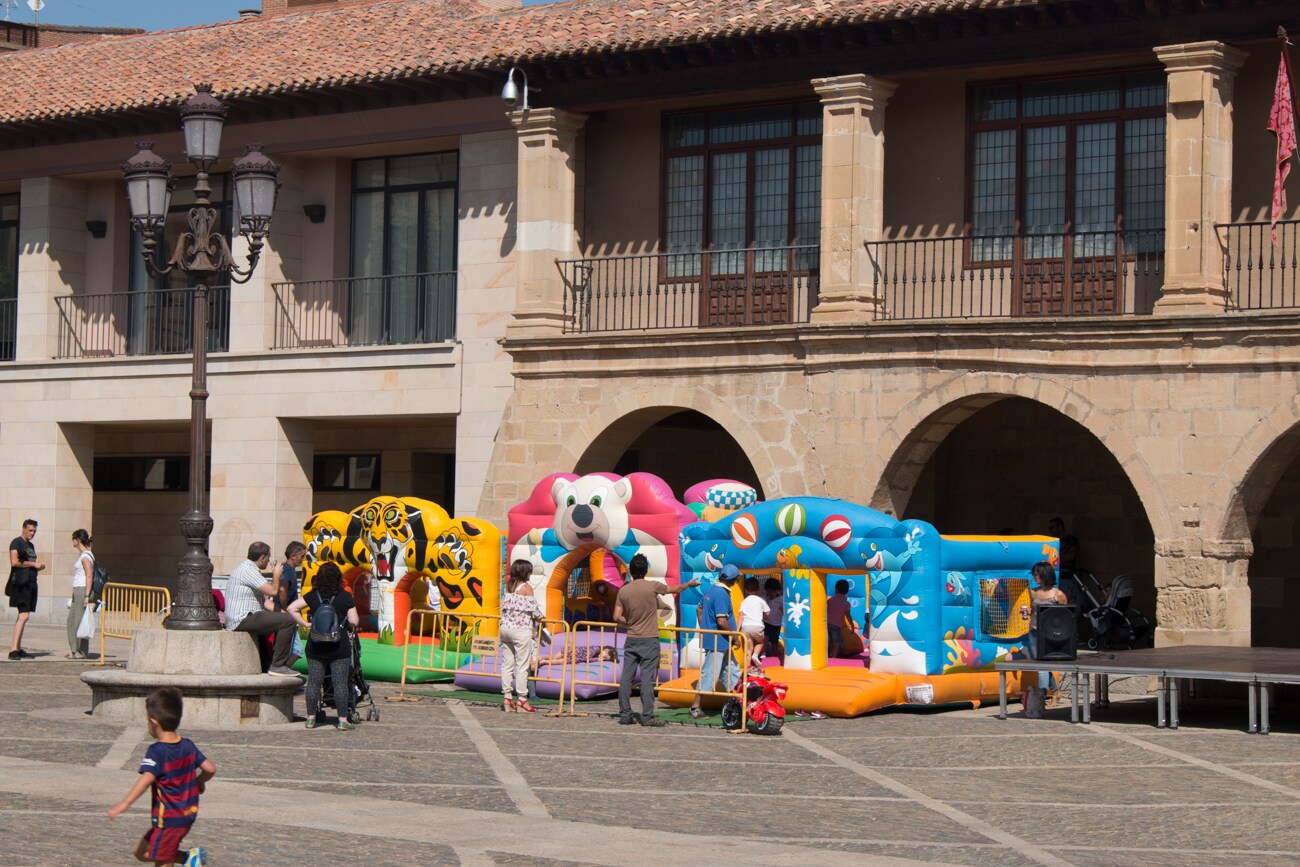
109 687 215 866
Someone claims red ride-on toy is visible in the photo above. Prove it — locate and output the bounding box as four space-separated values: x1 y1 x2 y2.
721 670 788 735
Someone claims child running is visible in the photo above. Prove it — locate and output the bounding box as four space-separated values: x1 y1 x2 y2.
109 686 215 867
738 577 770 670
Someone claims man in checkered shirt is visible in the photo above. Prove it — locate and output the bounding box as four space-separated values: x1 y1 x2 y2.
225 541 300 677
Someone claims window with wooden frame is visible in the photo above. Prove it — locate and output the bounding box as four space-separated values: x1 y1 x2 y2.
0 194 18 361
662 103 822 277
967 70 1166 261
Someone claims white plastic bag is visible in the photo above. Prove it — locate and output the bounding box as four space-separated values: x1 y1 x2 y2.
76 605 97 640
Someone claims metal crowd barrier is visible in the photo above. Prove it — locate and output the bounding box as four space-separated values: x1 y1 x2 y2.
96 582 171 665
552 621 750 727
658 624 751 731
395 608 569 701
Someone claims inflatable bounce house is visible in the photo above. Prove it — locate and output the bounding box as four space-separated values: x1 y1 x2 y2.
297 495 504 682
661 496 1054 716
455 472 698 699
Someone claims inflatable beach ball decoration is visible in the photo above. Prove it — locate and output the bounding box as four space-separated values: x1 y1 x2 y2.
775 502 806 537
731 513 759 549
706 482 757 510
820 515 852 551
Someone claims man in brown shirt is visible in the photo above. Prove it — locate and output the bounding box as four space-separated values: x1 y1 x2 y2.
613 553 699 726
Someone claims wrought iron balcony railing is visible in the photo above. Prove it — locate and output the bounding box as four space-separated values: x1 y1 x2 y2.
0 297 14 361
1218 219 1300 311
557 245 819 334
272 272 456 349
866 229 1165 320
55 287 230 359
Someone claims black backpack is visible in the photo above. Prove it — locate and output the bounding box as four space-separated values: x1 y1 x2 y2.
309 594 342 644
89 558 110 604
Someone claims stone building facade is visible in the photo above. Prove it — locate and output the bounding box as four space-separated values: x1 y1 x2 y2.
0 0 1296 654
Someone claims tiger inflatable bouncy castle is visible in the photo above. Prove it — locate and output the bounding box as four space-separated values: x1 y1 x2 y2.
300 495 503 645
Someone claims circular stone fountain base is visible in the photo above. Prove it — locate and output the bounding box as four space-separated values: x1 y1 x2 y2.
81 628 302 727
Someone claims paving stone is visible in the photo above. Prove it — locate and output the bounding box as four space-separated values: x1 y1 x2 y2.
1 624 1298 867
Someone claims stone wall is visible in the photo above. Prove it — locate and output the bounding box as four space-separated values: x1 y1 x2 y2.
492 313 1300 647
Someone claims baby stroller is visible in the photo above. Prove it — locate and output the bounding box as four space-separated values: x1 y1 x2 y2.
1078 573 1152 650
323 629 379 723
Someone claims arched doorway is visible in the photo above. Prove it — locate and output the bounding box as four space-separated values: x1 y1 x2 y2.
885 395 1156 631
576 408 762 499
1241 425 1300 649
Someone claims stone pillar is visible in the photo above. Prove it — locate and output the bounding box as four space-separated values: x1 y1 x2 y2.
506 108 586 338
1153 538 1251 647
810 74 897 324
1153 42 1246 314
456 130 518 515
16 177 87 361
209 416 313 574
229 158 303 353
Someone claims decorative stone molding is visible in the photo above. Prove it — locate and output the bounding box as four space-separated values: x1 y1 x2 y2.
809 73 898 324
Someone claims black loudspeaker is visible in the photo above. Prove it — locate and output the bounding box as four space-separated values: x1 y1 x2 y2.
1036 604 1078 661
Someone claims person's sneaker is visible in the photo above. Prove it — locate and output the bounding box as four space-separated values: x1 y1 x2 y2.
184 846 209 867
640 716 667 727
304 718 317 729
794 710 812 718
688 707 707 720
617 716 638 725
18 649 35 659
266 665 298 677
810 711 828 720
337 719 356 731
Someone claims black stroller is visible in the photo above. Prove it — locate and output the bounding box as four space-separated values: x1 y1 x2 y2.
323 629 379 723
1076 571 1152 650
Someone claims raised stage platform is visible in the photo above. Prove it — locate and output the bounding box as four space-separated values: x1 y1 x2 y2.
995 645 1300 734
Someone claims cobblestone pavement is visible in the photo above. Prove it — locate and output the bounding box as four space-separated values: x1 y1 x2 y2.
1 624 1298 866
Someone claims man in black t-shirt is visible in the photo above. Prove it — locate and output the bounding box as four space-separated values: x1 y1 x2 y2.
8 519 47 660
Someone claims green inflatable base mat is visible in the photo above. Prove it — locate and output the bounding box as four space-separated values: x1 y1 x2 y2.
290 638 467 683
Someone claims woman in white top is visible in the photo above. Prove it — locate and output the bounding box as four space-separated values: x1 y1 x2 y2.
67 528 95 659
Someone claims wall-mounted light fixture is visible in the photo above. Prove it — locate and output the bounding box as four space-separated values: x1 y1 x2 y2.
501 66 538 111
85 220 108 238
302 204 327 224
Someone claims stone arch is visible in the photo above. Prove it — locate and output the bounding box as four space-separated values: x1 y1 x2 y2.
547 382 811 496
868 372 1172 541
1206 393 1300 541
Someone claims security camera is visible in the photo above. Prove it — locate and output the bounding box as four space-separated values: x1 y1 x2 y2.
501 66 536 111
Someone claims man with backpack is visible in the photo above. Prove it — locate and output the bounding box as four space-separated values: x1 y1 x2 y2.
224 542 300 677
287 562 359 729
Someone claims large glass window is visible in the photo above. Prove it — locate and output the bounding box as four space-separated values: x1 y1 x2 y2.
0 194 17 361
350 152 457 345
662 103 821 275
128 176 232 354
968 71 1166 259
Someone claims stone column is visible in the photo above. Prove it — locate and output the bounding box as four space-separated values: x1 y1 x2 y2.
1153 42 1246 314
1154 538 1251 647
208 416 313 574
506 108 586 338
456 130 518 515
228 157 304 353
16 177 87 361
809 74 897 324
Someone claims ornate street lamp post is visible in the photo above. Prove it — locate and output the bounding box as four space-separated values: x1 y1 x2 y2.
123 84 280 631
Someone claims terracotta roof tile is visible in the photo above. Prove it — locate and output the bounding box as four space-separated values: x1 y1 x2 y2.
0 0 996 124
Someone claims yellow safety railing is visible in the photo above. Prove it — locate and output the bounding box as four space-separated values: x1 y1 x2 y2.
97 582 171 665
395 609 569 701
554 621 751 729
657 624 751 732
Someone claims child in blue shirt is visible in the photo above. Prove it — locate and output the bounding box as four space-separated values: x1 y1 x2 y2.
109 687 215 867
